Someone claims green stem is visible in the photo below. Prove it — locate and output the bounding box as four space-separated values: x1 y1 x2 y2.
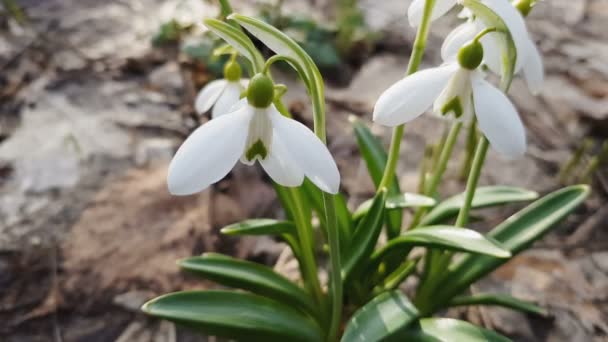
323 193 342 342
288 188 325 307
218 0 234 18
377 0 436 191
409 122 462 229
455 136 489 227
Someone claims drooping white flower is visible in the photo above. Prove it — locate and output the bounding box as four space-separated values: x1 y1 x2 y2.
194 60 249 118
373 41 526 158
169 74 340 195
441 14 543 94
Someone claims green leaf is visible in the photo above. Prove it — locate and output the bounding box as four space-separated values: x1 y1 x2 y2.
449 294 547 316
352 119 402 238
400 318 512 342
421 186 539 226
386 193 437 210
203 18 265 72
178 254 317 317
142 290 322 342
220 219 295 236
371 226 511 268
341 291 419 342
432 185 589 312
342 189 387 280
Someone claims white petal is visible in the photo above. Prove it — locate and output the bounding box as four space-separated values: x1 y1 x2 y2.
270 108 340 194
472 76 526 158
478 0 528 71
522 38 544 95
260 133 305 187
373 63 458 126
441 21 480 62
408 0 457 27
167 106 253 195
480 32 503 75
212 81 244 118
194 79 227 115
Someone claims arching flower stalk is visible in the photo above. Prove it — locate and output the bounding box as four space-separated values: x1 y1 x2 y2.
195 58 249 118
373 37 526 158
169 73 340 195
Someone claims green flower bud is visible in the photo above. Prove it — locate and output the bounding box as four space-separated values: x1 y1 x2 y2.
458 40 484 70
247 74 274 108
513 0 534 17
223 60 242 82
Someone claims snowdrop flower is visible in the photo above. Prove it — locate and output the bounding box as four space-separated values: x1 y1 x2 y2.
195 60 248 118
441 3 543 93
373 40 526 158
169 73 340 195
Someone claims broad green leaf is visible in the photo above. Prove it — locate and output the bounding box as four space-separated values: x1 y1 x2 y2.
461 0 521 89
352 119 402 238
342 189 387 280
371 226 511 268
203 18 265 72
178 254 317 317
220 219 295 236
449 294 547 316
341 291 419 342
421 186 539 226
431 185 589 312
354 193 436 221
142 290 322 342
400 318 511 342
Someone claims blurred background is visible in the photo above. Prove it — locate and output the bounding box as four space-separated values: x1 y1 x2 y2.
0 0 606 341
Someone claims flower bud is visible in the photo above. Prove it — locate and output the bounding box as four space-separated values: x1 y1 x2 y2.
513 0 534 17
247 73 274 108
223 60 242 82
458 40 484 70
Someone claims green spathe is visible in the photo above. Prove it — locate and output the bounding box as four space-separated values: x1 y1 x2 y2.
247 74 275 108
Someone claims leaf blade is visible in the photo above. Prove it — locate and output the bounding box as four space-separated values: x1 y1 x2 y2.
448 294 547 316
220 219 295 236
142 290 322 342
341 291 419 342
433 185 589 311
421 186 539 226
178 254 317 316
342 189 387 280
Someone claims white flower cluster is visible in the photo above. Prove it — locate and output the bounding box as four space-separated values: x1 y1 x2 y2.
167 0 543 196
375 0 543 158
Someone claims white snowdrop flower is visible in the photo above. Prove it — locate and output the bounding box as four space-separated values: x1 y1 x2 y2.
441 5 543 93
373 40 526 158
408 0 533 78
169 73 341 195
195 60 249 118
